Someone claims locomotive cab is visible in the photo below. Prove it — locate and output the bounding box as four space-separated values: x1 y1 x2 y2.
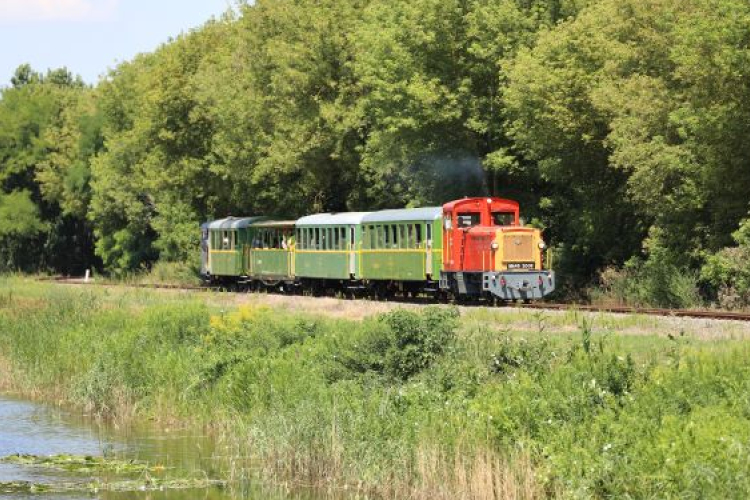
440 197 555 300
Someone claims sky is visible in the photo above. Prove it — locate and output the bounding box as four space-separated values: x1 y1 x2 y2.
0 0 235 86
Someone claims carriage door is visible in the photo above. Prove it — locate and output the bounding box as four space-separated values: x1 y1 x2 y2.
425 222 433 278
349 226 357 277
203 228 211 274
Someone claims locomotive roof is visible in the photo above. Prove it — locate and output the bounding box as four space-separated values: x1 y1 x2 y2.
362 207 442 223
205 216 268 229
442 197 519 212
296 212 371 226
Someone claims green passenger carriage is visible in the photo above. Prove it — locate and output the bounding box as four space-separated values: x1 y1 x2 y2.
203 216 268 279
245 220 296 284
360 207 442 282
294 213 369 281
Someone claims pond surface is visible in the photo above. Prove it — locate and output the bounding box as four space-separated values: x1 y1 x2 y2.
0 396 332 500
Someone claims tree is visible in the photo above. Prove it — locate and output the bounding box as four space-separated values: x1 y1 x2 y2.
0 65 95 273
504 0 750 284
0 190 47 270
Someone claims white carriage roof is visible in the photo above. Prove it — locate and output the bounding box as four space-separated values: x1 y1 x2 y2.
205 216 268 229
362 207 442 223
295 212 371 226
252 219 297 228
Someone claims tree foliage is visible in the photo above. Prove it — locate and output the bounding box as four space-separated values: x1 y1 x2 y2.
1 0 749 306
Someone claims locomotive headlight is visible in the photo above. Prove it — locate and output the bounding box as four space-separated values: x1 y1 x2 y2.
491 242 499 251
538 241 547 250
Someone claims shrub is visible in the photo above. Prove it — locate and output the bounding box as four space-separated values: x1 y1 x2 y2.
594 257 701 309
489 336 554 378
701 217 750 309
143 259 201 286
339 307 459 381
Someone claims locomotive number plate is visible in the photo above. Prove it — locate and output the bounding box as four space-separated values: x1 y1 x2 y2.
507 262 535 270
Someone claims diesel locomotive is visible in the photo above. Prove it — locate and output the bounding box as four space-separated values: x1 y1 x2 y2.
200 197 554 301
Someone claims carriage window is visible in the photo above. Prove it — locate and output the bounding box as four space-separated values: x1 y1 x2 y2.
407 225 414 248
492 212 515 226
384 225 390 247
399 225 406 249
415 224 423 246
457 212 481 228
313 228 319 250
341 227 347 250
426 223 432 242
222 231 230 250
367 225 374 249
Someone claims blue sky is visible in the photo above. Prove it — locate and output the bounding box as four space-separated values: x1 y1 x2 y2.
0 0 235 86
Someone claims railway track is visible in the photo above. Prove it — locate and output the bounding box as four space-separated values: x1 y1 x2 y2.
40 276 750 323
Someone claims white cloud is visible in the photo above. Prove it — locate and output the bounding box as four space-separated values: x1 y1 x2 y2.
0 0 119 22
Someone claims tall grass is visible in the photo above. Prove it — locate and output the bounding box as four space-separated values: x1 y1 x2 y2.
1 276 749 498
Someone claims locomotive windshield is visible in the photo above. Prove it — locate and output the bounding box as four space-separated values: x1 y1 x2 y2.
457 212 481 228
492 212 515 226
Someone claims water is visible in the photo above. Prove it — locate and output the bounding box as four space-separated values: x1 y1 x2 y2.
0 396 329 500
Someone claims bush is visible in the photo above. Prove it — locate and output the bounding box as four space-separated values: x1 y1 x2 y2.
594 257 701 309
593 228 702 309
489 336 554 377
143 260 201 286
701 217 750 309
339 307 459 381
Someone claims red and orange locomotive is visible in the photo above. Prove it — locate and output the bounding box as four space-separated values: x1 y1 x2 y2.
440 197 554 300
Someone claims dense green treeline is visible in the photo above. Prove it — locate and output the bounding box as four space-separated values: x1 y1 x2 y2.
0 0 748 306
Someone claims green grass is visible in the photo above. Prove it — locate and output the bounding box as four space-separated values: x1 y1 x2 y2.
1 276 749 499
